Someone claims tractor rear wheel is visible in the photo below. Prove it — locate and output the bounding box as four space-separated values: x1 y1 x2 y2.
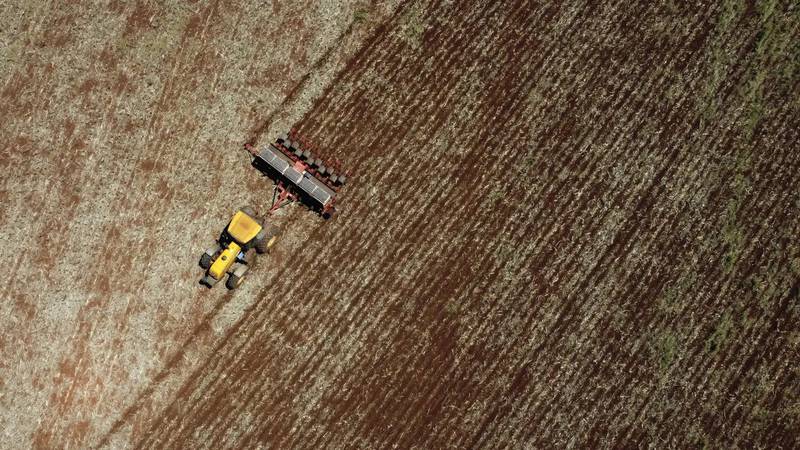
199 253 213 269
255 224 281 254
242 249 257 265
226 273 244 290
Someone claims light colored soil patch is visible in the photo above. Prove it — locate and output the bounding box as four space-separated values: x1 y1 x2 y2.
0 1 396 448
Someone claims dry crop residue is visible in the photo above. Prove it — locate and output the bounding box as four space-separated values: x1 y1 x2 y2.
130 0 800 448
0 0 380 448
1 0 798 448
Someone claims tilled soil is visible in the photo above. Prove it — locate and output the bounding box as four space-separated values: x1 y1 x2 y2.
2 0 799 449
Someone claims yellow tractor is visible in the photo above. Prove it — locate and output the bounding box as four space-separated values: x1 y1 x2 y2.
199 207 279 289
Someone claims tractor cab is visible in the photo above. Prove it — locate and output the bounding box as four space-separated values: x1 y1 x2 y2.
222 210 263 248
199 208 279 289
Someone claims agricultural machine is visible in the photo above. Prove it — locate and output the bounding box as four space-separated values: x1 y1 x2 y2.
199 207 280 289
245 131 348 218
200 131 348 289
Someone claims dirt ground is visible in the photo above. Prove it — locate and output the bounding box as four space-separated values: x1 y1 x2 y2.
1 0 799 449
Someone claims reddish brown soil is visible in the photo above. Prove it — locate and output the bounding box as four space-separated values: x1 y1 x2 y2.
2 0 799 448
130 0 799 448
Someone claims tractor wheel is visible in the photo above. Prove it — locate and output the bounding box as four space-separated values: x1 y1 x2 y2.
200 275 218 287
199 253 213 269
240 206 256 217
226 273 244 290
242 249 257 265
255 224 280 254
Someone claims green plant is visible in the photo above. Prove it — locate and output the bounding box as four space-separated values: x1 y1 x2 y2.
687 424 712 450
651 332 679 374
789 331 800 348
721 221 744 274
444 299 460 316
659 273 696 314
353 9 369 24
706 312 734 354
785 400 800 419
743 69 766 137
720 151 750 273
488 188 504 204
747 260 787 309
791 257 800 276
401 4 425 48
699 0 745 120
740 0 800 138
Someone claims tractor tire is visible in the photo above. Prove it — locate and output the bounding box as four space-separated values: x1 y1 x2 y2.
199 253 213 269
240 206 256 217
226 273 244 290
200 275 218 287
255 224 280 254
242 249 257 265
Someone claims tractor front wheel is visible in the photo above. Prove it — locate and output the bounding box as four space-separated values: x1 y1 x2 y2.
199 253 213 269
226 273 245 290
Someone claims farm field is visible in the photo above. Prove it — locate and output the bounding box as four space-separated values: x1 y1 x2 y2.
1 0 799 449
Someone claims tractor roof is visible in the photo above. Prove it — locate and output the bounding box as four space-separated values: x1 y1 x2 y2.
227 211 262 244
